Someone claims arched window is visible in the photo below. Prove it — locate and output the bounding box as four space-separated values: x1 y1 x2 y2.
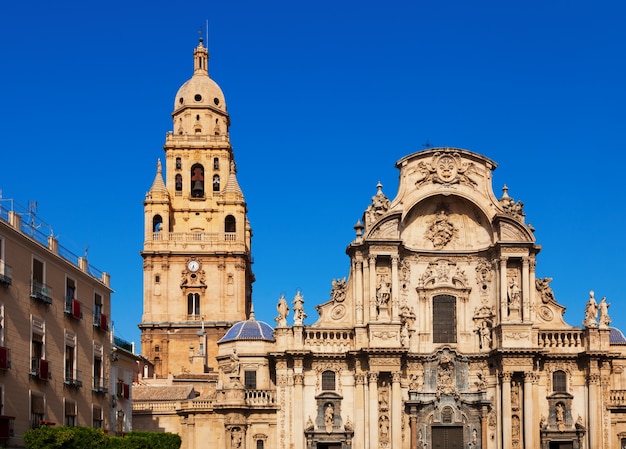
153 215 163 233
175 174 183 191
322 370 336 391
213 174 220 192
191 164 204 198
433 294 456 343
187 293 200 316
175 157 182 170
553 370 567 392
225 215 236 233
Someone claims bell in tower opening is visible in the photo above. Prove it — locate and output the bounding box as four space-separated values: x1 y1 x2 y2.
191 164 204 198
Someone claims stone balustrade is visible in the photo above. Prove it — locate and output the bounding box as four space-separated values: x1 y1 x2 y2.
537 331 585 350
304 329 354 353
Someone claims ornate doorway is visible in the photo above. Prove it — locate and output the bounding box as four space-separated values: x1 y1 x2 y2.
431 426 463 449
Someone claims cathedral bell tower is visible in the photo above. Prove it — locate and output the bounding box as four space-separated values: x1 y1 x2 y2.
139 39 253 377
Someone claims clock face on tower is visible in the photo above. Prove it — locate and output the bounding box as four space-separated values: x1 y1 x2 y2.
187 260 200 272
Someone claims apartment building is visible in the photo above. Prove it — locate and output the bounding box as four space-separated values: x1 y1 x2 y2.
0 199 113 446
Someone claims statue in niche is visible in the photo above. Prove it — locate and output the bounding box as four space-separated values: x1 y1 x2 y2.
409 372 423 391
583 290 598 328
598 296 611 329
379 413 390 442
475 372 487 391
437 354 456 397
324 403 334 431
275 294 289 327
508 278 521 309
400 323 410 347
555 403 565 431
376 275 391 318
511 381 520 407
400 304 416 328
330 277 347 303
231 427 242 448
478 320 492 350
378 381 389 409
292 291 306 325
536 277 556 303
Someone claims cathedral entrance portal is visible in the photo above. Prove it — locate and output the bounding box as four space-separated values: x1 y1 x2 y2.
431 426 463 449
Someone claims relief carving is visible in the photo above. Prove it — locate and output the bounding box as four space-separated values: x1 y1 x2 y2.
425 205 457 249
536 277 556 304
365 182 390 226
414 150 478 188
498 185 525 220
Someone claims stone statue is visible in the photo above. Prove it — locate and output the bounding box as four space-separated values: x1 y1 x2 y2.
378 381 389 408
508 278 521 309
555 403 565 431
379 413 390 442
400 323 409 347
292 291 306 325
275 294 289 327
598 296 611 329
330 277 347 303
324 403 334 431
536 277 555 303
478 320 492 350
583 290 598 328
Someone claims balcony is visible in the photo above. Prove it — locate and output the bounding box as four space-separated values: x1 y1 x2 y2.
30 281 52 305
29 359 49 381
0 261 11 286
64 297 82 320
537 330 585 351
64 369 82 389
92 376 108 394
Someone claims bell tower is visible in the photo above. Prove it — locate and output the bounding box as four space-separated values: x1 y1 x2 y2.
139 39 253 377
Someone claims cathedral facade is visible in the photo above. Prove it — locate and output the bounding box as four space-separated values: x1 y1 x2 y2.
133 41 626 449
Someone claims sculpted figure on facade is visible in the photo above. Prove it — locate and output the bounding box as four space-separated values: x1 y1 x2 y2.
379 413 390 443
365 182 390 225
436 354 457 397
598 296 611 329
324 403 334 432
583 290 598 328
376 275 391 318
478 320 492 350
425 207 457 248
409 372 423 392
330 277 347 303
292 291 306 325
400 323 410 348
508 278 521 310
499 185 525 220
536 277 556 303
275 294 289 327
555 403 565 431
414 150 477 187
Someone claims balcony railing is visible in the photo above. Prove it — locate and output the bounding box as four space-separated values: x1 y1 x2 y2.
64 369 82 388
0 261 11 286
92 376 108 394
244 389 277 406
64 297 82 320
30 358 49 381
30 281 52 305
537 331 585 349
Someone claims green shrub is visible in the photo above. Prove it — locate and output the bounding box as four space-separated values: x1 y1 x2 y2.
24 426 181 449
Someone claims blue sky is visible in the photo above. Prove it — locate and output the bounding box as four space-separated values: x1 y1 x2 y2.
1 0 625 347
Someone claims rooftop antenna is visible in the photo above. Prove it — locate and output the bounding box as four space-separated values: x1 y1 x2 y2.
422 140 434 149
206 19 209 50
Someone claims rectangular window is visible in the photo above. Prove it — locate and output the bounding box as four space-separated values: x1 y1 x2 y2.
31 318 45 378
433 295 457 343
30 393 44 428
65 278 76 313
31 259 52 303
244 371 257 389
64 400 76 426
93 405 103 429
94 293 102 326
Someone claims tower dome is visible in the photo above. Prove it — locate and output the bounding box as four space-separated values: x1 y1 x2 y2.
172 38 229 136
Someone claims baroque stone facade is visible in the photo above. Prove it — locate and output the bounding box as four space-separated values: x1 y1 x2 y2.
134 41 626 449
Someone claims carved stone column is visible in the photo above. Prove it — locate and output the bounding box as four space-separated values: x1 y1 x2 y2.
523 372 534 449
529 258 537 321
521 257 530 322
391 255 399 321
392 371 402 449
588 372 600 449
369 372 379 449
501 372 512 449
369 256 377 322
500 257 508 321
355 373 366 448
361 259 369 325
293 358 304 449
355 260 364 325
409 415 417 449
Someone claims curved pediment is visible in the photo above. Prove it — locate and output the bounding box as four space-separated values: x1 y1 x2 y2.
496 216 535 243
400 195 494 251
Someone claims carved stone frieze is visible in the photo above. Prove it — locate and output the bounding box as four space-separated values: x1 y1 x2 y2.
425 204 457 249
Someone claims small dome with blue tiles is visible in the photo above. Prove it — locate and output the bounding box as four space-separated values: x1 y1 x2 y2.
610 327 626 345
219 307 275 343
